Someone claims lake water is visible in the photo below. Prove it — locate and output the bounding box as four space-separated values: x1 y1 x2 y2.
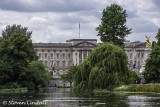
0 87 160 107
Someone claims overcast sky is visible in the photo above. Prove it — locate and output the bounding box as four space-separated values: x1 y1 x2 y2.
0 0 159 43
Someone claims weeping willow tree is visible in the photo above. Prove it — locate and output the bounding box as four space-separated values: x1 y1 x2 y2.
74 43 130 92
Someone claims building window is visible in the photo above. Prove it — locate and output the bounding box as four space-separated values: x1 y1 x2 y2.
138 53 140 58
45 53 47 59
138 61 140 68
79 53 82 58
79 60 82 64
56 61 59 67
57 53 59 59
141 53 144 58
84 54 86 58
68 54 71 58
51 53 53 59
83 50 87 58
62 53 65 59
62 61 65 67
65 50 68 52
42 50 44 52
68 60 71 66
130 60 133 67
38 53 41 59
48 50 50 53
130 53 132 59
60 50 62 53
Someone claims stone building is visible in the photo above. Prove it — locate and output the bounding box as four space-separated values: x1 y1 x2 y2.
34 39 151 73
34 39 151 86
34 39 98 73
124 41 151 73
34 39 98 87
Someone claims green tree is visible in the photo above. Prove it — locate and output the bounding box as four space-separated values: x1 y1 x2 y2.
0 24 37 85
2 24 32 40
74 43 130 92
156 28 160 46
96 4 131 47
24 61 51 90
0 58 13 84
60 66 78 87
152 41 156 48
144 46 160 83
129 70 139 84
144 28 160 83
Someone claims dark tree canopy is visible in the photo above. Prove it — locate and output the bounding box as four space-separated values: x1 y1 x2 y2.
2 24 32 40
0 24 47 90
25 61 51 90
0 24 37 66
156 28 160 46
96 4 131 46
60 66 78 87
74 43 130 92
144 46 160 83
144 28 160 83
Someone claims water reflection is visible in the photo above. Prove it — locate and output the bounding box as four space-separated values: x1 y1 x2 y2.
0 87 160 107
127 95 160 107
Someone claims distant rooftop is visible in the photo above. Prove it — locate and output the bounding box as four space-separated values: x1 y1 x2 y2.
66 39 97 42
125 41 146 48
34 43 71 47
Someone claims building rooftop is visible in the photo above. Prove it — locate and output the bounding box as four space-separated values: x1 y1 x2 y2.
66 39 97 42
125 41 146 48
34 43 72 47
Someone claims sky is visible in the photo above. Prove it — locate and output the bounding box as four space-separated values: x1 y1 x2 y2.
0 0 159 43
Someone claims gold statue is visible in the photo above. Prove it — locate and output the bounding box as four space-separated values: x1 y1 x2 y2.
145 35 151 48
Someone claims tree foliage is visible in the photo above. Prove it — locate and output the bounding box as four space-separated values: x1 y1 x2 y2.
144 46 160 83
0 58 13 84
2 24 32 40
144 28 160 83
156 28 160 46
96 4 131 47
60 66 78 87
0 24 50 90
24 61 51 90
0 25 37 84
74 43 130 92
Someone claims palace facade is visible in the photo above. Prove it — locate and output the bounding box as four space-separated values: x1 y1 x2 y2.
34 39 151 74
124 41 151 73
34 39 98 75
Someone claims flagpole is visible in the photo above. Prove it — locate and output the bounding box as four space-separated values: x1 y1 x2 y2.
79 22 80 39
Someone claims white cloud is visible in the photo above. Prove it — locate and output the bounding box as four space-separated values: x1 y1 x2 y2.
29 17 49 24
0 0 159 43
152 18 160 27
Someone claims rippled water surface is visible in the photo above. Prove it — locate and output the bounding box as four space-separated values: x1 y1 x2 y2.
0 88 160 107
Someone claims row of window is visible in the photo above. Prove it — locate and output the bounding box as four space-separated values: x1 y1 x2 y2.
41 50 72 53
129 60 142 68
38 53 71 59
44 60 72 67
129 53 144 59
39 49 92 53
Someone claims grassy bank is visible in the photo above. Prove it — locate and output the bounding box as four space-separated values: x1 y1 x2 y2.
114 84 160 93
93 84 160 94
0 88 28 93
0 85 28 93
